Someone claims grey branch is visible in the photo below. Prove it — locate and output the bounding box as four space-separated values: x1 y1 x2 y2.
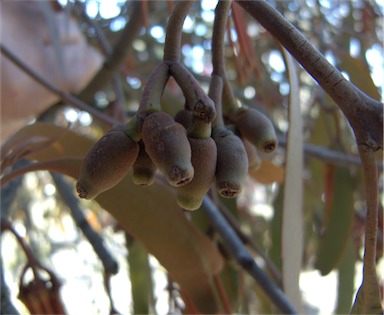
235 0 383 151
51 173 118 275
201 196 298 314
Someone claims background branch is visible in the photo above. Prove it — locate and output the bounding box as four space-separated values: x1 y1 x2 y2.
77 1 142 104
235 0 383 151
51 173 119 275
202 196 298 314
277 136 383 170
79 2 126 118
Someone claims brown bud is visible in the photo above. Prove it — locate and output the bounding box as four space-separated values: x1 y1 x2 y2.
132 140 157 186
212 126 248 198
232 106 278 154
76 125 140 199
176 137 217 210
141 111 194 186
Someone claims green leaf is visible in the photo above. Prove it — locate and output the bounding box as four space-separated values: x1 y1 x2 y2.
336 239 356 314
270 186 283 272
128 240 153 315
2 122 225 314
314 167 355 275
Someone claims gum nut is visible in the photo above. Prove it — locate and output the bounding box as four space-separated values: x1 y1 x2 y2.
212 126 248 198
76 125 139 199
176 137 217 210
141 111 194 186
234 107 278 153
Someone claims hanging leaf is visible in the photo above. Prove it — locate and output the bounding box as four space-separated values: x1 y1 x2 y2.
337 52 381 101
314 167 355 275
127 240 153 315
280 48 303 311
335 239 356 314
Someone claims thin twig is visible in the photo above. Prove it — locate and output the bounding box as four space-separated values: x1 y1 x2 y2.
210 0 230 128
277 135 383 170
216 200 283 287
78 1 142 104
211 0 231 77
51 173 119 275
211 0 239 116
79 2 126 117
0 44 117 127
163 1 193 62
201 196 298 314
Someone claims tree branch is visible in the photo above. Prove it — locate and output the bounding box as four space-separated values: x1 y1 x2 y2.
77 1 142 104
235 1 383 151
163 1 193 62
201 196 298 314
277 135 383 171
51 173 119 275
0 44 117 127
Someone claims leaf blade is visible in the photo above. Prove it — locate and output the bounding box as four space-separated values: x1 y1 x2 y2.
280 48 303 311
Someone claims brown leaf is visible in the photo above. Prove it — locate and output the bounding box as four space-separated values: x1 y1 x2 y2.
249 159 284 184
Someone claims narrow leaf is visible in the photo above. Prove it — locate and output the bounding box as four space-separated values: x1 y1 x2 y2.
338 52 381 101
336 239 356 314
280 48 303 311
314 167 355 275
128 240 153 315
249 159 284 184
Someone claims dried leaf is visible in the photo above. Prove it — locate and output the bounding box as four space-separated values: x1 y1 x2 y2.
249 159 284 184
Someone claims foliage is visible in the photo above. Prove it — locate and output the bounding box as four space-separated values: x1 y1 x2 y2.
1 1 383 314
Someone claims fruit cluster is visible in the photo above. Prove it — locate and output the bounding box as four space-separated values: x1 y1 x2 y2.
76 63 277 211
